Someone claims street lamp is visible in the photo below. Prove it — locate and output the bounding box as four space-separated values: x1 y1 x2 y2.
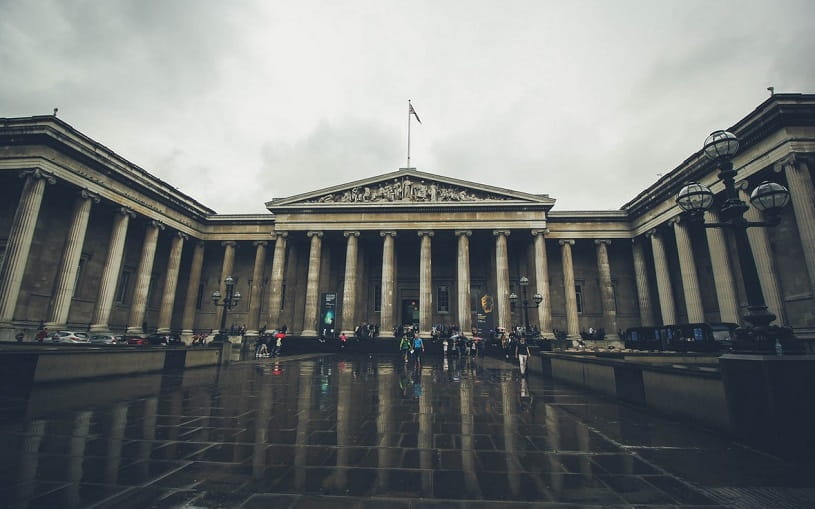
675 130 799 354
509 276 543 339
211 275 241 342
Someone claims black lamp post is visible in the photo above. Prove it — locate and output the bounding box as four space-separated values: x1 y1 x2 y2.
676 130 799 354
509 276 543 339
211 276 241 342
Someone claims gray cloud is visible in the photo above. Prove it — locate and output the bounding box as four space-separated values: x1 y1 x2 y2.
2 0 813 213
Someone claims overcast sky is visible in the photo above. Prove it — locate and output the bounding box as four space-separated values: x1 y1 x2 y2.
2 0 813 214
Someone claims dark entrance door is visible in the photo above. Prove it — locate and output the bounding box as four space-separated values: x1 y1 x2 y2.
401 299 419 327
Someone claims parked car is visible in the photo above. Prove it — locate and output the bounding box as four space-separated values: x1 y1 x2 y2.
51 330 90 343
125 336 148 345
89 334 124 345
145 333 169 346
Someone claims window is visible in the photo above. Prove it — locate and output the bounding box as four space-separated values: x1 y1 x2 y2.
575 283 583 314
437 285 450 313
373 283 381 312
147 273 159 307
72 255 89 298
196 282 204 310
114 269 132 304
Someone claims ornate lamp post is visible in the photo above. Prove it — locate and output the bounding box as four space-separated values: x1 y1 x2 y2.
675 130 799 354
509 276 543 339
211 275 241 342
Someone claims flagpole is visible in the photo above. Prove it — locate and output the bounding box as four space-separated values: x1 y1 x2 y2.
407 100 412 168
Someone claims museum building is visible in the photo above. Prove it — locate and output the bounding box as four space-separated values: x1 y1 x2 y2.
0 94 814 343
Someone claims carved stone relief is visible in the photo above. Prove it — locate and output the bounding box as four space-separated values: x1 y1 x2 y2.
306 177 512 204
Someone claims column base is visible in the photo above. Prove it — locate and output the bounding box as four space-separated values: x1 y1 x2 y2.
180 329 194 345
126 326 144 335
244 330 259 337
156 328 171 334
301 329 318 337
44 321 65 332
89 324 112 334
0 323 16 341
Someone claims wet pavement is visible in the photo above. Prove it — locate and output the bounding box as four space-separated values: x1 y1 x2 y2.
1 352 814 508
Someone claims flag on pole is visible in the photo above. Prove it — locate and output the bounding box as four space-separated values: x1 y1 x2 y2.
409 102 422 124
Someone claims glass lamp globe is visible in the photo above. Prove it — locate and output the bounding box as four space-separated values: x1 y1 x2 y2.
676 181 714 212
750 181 790 213
703 130 739 161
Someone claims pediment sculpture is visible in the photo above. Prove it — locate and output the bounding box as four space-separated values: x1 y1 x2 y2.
305 176 512 204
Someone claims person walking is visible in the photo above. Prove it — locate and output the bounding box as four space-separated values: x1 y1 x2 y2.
516 336 531 376
399 334 412 363
412 335 425 364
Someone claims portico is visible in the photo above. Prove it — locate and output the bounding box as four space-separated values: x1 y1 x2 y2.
0 94 813 345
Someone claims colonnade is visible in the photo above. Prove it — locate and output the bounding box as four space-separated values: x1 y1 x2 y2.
1 155 814 341
0 170 199 338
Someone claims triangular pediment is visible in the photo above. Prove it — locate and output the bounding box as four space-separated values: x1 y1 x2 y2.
266 168 555 210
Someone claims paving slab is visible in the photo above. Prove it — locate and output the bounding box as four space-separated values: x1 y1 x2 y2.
0 352 813 508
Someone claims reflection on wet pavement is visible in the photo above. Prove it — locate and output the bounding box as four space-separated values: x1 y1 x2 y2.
1 353 813 508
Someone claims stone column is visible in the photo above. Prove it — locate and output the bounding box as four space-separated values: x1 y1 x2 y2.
704 209 740 324
46 190 99 329
214 240 237 333
531 230 553 338
670 216 705 324
126 220 164 334
0 169 55 338
91 207 135 333
156 232 187 334
455 230 472 333
341 231 360 335
594 239 619 339
739 183 786 324
418 230 434 336
266 233 288 330
245 241 268 336
379 231 397 336
647 228 676 325
559 240 579 339
493 230 511 330
776 155 815 295
301 231 323 337
180 240 205 342
632 237 656 327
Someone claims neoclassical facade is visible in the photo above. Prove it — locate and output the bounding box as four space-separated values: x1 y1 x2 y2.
1 94 814 342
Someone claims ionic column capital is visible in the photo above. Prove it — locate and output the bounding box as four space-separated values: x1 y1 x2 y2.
594 239 612 246
78 189 101 204
417 230 434 238
20 168 57 185
492 229 511 237
116 207 136 218
221 240 238 247
645 228 661 238
307 231 324 239
558 239 574 246
380 230 397 238
531 228 549 237
271 231 288 240
343 230 360 238
252 240 268 247
735 179 751 192
454 230 472 237
149 220 165 231
773 153 810 173
667 215 684 227
173 231 189 240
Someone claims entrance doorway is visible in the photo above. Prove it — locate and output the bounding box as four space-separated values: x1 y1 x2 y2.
401 299 419 327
